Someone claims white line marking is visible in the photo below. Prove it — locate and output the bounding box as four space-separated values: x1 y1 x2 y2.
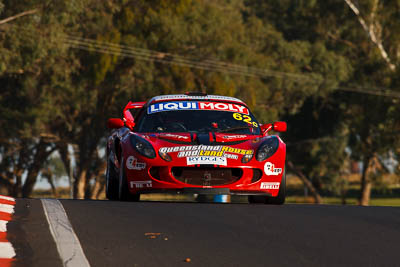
0 220 8 232
0 196 15 202
0 204 14 214
0 242 16 258
41 199 91 267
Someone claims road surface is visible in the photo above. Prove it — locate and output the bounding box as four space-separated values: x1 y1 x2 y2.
5 198 400 267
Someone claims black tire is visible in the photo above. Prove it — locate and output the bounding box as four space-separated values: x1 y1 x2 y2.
248 195 268 204
105 158 119 200
248 170 286 205
266 170 286 205
118 156 140 202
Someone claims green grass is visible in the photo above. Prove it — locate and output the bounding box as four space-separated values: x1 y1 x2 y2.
286 196 400 207
142 194 400 206
369 198 400 207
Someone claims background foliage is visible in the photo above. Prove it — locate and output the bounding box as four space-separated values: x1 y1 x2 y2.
0 0 399 205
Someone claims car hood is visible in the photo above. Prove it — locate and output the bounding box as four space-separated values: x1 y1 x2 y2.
140 132 259 145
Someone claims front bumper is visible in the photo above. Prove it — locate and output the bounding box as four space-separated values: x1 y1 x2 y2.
125 162 284 197
131 187 273 196
122 138 286 197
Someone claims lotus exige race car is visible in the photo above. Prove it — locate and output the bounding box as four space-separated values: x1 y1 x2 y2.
106 92 287 204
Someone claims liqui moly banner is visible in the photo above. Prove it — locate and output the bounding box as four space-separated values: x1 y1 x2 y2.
148 101 249 115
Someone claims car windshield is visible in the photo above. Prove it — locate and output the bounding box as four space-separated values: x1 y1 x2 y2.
135 101 261 135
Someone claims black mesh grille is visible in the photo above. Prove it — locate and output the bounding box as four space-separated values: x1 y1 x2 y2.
251 168 263 183
149 167 161 180
171 167 242 186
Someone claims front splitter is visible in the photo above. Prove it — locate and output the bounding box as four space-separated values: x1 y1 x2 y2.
132 188 272 196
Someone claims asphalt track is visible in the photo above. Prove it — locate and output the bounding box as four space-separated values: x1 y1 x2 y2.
7 198 400 267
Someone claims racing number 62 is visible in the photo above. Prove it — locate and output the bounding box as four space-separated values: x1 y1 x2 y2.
233 113 258 127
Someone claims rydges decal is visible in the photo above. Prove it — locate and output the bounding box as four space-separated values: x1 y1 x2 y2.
186 156 227 166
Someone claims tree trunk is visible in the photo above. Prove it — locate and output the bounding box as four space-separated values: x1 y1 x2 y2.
0 9 38 25
57 142 73 198
359 155 372 206
22 140 55 198
13 170 23 198
84 173 93 199
90 178 104 200
95 182 105 200
287 161 323 204
344 0 396 71
73 170 87 199
13 147 26 197
85 159 107 199
44 174 58 198
0 177 13 196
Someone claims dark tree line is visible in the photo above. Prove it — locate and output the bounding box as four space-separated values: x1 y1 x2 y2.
0 0 399 205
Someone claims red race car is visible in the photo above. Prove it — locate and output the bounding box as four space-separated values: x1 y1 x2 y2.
106 92 287 204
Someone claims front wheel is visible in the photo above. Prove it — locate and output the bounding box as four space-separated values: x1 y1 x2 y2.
106 158 119 200
248 170 286 205
266 170 286 205
118 156 140 202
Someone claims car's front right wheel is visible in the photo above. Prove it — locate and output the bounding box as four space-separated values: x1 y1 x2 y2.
118 156 140 202
105 158 118 200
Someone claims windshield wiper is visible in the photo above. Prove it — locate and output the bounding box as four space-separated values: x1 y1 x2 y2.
217 126 253 133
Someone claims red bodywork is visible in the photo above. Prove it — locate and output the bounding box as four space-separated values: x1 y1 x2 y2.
107 95 286 197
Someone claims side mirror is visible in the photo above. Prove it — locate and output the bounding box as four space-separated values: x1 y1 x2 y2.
260 123 273 135
260 121 287 136
273 121 287 132
107 118 124 129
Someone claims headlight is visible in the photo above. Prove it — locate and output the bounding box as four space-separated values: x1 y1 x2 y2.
256 137 279 161
130 134 156 159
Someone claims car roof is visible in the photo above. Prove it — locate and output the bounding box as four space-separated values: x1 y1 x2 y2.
148 94 246 105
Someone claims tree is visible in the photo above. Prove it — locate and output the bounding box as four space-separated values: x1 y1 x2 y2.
1 0 398 201
244 0 400 205
0 0 87 196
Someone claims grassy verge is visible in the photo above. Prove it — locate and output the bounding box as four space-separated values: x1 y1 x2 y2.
286 196 400 207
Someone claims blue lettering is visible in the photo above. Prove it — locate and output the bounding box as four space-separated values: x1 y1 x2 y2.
148 101 199 114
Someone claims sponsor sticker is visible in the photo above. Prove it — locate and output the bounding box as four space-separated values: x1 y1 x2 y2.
130 180 152 189
264 162 282 175
160 133 190 140
186 156 227 166
126 156 146 170
260 182 280 189
148 101 249 115
159 145 251 162
222 134 248 139
232 113 258 127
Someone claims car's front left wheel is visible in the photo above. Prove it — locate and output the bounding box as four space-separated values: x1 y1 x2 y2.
248 170 286 205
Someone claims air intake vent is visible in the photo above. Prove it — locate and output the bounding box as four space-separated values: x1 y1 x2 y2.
171 167 242 186
251 169 263 183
